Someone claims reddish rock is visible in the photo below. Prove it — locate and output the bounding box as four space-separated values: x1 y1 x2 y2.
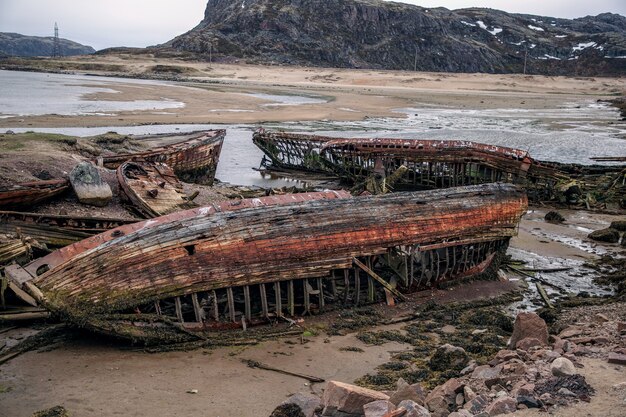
485 396 517 415
397 400 431 417
516 337 544 351
495 350 520 363
281 393 322 417
508 313 549 349
471 364 503 380
463 394 490 414
592 336 611 345
389 383 426 406
617 322 626 334
363 400 395 417
608 352 626 365
558 326 583 339
322 381 390 415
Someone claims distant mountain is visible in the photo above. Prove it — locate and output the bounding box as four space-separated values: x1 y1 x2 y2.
163 0 626 75
0 32 95 57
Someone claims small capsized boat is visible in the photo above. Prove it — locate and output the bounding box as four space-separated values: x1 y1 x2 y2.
117 160 196 218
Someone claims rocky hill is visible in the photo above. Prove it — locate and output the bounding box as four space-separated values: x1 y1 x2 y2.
164 0 626 75
0 32 95 57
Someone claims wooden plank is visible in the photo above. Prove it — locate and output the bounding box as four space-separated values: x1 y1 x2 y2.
243 285 251 321
353 258 407 302
174 297 183 323
288 280 294 316
191 293 202 323
260 283 268 318
275 281 282 317
211 290 219 321
227 287 236 322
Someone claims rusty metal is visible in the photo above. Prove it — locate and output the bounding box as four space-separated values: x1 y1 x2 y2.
0 179 69 209
100 130 225 185
117 160 196 218
5 184 527 341
0 211 137 248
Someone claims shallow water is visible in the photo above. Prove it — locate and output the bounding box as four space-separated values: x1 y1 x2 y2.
0 70 185 117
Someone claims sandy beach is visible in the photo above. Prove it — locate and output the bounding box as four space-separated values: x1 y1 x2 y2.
1 55 625 129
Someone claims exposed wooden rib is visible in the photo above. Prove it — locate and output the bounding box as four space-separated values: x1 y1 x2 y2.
174 297 183 323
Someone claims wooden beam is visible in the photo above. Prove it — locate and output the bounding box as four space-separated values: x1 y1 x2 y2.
353 258 407 301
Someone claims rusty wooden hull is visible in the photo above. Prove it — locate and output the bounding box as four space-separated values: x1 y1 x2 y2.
6 184 526 340
100 130 225 185
117 161 196 218
0 179 69 209
252 131 567 200
0 211 137 248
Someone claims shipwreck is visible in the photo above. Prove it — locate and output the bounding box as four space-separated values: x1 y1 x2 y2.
99 130 225 185
0 179 70 209
5 184 527 342
252 130 571 200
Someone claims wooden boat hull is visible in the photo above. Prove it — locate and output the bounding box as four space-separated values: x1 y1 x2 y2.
252 130 567 200
0 179 69 209
0 211 137 248
117 161 196 218
100 130 225 185
6 185 526 341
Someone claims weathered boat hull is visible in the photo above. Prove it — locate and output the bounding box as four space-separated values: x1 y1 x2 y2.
117 161 196 218
252 131 568 200
6 184 527 341
0 211 137 248
0 179 70 209
100 130 225 185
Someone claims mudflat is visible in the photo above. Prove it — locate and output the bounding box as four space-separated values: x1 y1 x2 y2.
0 55 624 128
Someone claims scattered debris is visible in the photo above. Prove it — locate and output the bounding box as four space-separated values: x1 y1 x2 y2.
0 179 69 209
243 359 325 383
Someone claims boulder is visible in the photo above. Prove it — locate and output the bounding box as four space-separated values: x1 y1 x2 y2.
463 394 490 414
425 379 463 415
448 411 473 417
270 403 306 417
544 211 565 223
609 220 626 232
508 313 548 349
550 357 576 377
515 337 544 351
517 395 541 408
608 352 626 365
69 161 112 207
281 393 322 417
471 364 502 380
397 400 431 417
389 383 426 406
363 400 395 417
485 396 517 415
429 344 469 372
322 381 390 416
588 228 620 243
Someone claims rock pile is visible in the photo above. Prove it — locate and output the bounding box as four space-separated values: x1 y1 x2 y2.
270 309 626 417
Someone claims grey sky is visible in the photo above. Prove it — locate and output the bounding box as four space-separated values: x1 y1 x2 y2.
1 1 624 51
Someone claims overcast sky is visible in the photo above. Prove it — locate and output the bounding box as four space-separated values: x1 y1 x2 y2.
1 0 624 51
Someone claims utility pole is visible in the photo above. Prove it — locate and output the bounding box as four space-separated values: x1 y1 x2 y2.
414 45 418 72
523 48 528 75
52 22 61 58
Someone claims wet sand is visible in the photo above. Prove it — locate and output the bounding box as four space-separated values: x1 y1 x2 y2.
1 208 624 417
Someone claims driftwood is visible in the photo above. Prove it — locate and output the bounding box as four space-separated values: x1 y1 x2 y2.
242 359 325 383
536 283 554 309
